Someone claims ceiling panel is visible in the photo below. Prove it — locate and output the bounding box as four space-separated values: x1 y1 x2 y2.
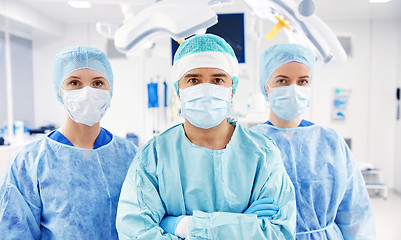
17 0 125 24
14 0 401 25
315 0 401 20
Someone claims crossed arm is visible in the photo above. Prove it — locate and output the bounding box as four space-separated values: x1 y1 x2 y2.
116 150 296 240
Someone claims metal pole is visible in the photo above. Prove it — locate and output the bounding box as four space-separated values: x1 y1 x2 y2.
5 29 14 140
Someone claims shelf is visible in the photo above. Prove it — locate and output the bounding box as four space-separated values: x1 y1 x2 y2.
366 184 387 189
361 169 382 174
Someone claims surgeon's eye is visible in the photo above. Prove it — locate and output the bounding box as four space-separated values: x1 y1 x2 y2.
188 78 199 84
277 79 286 85
94 81 104 87
213 78 224 84
298 79 309 86
70 80 80 87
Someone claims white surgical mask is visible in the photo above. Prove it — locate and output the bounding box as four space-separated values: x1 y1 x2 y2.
269 84 311 120
180 83 232 129
62 86 111 126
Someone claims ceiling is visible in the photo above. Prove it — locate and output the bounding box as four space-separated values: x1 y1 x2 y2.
14 0 401 25
315 0 401 20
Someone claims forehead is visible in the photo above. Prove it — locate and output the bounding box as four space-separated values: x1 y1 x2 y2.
273 62 310 76
183 67 229 76
66 68 106 79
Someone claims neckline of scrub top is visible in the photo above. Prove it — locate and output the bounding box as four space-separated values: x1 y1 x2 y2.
264 119 315 127
47 127 113 149
179 120 238 152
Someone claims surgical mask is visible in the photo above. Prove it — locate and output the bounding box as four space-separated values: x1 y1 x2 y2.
62 86 111 126
269 84 311 121
180 83 232 129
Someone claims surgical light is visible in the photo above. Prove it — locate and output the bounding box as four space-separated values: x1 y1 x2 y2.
245 0 347 67
111 0 217 53
298 0 315 17
266 15 290 40
67 1 92 9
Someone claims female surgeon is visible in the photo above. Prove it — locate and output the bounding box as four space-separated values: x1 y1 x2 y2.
251 44 375 239
0 46 137 239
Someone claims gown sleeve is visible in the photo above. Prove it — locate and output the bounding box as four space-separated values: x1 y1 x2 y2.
116 143 179 240
187 143 296 240
335 140 376 240
0 147 42 239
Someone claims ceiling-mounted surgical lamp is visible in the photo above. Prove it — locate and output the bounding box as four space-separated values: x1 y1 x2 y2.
97 0 231 54
245 0 347 67
298 0 315 17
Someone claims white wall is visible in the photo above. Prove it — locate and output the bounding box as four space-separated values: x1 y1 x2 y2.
312 19 370 165
302 19 399 187
368 19 398 189
392 17 400 191
311 18 399 188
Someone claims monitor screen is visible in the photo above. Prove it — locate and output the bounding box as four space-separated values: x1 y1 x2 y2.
171 13 245 64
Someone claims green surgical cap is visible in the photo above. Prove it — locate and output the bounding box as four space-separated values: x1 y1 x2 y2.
171 34 239 95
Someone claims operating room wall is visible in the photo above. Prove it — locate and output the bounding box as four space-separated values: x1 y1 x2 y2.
368 18 398 190
394 18 401 194
310 18 398 189
310 19 370 167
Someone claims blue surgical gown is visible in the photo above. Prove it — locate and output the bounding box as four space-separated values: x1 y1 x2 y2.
0 130 137 239
116 123 296 240
251 122 375 239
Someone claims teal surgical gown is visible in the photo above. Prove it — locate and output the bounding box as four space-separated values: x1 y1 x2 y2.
251 122 375 239
0 131 137 239
116 123 296 239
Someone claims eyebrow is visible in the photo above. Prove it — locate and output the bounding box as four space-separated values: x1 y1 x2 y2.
274 75 310 79
92 76 107 80
183 73 229 78
211 73 229 77
66 76 81 80
183 73 201 78
66 76 106 80
274 75 289 79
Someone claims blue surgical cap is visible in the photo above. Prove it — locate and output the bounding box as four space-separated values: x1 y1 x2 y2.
172 34 239 95
53 46 113 103
259 44 316 101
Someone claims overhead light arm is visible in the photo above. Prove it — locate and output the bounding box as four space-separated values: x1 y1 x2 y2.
115 0 215 53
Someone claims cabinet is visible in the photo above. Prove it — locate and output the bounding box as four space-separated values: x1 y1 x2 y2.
0 144 21 177
0 134 43 178
361 169 388 200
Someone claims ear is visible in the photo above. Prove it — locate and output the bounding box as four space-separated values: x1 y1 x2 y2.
60 87 65 100
265 84 270 95
265 84 271 102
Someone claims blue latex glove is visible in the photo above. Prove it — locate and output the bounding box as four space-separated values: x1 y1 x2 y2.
244 198 279 219
159 215 185 235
